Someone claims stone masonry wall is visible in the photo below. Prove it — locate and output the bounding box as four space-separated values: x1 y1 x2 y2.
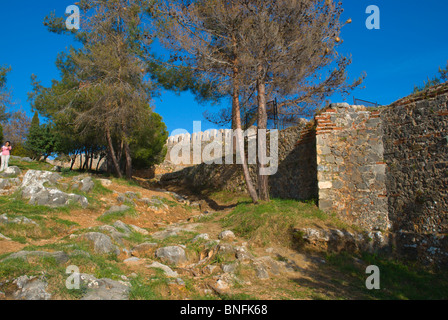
382 87 448 234
316 103 389 231
161 123 318 201
381 86 448 265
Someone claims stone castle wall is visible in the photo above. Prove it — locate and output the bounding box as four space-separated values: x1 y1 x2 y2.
162 84 448 266
315 104 389 231
162 123 318 201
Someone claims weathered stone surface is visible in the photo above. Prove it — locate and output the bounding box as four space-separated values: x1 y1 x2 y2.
80 177 95 193
162 124 317 201
124 257 141 264
192 234 210 242
100 205 131 219
1 251 69 264
79 274 130 300
80 232 120 256
13 276 51 300
316 104 389 231
128 224 149 235
235 246 254 262
254 263 269 280
155 246 187 266
219 230 236 240
138 196 168 211
0 178 21 190
113 220 132 234
0 233 11 241
151 229 178 240
147 262 179 278
0 166 22 177
221 263 238 274
20 170 88 208
0 214 38 226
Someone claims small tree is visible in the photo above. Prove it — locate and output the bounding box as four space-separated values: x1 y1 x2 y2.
0 65 11 120
25 122 59 161
157 0 363 202
413 61 448 93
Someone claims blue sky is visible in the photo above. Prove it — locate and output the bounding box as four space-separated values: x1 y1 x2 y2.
0 0 447 136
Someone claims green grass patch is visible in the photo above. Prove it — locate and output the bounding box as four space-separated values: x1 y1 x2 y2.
221 199 356 247
209 190 251 205
9 158 53 172
326 252 448 300
96 207 138 224
129 271 168 300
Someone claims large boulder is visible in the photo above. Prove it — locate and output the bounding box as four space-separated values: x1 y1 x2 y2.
80 232 120 256
1 251 69 264
20 170 88 208
13 276 51 300
72 176 95 193
0 178 21 190
79 274 130 300
155 246 187 266
0 166 22 178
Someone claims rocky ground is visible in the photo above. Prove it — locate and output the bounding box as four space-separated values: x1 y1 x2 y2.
0 157 447 301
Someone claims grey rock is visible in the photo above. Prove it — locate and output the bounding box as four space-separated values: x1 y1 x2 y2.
222 263 238 274
147 262 179 278
125 191 139 200
0 166 22 177
235 246 254 262
100 205 131 219
192 234 210 242
113 221 132 235
1 251 69 264
13 276 51 300
0 178 21 190
217 244 235 255
0 233 11 241
0 214 37 226
52 166 62 172
20 170 88 208
80 232 120 256
129 224 149 235
79 274 130 300
219 230 236 240
151 229 178 240
155 246 187 266
80 177 95 193
254 263 269 279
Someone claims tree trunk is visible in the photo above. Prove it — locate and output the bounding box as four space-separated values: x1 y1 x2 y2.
83 151 89 170
256 66 270 201
70 153 77 171
96 153 105 172
105 125 123 178
121 123 133 180
233 63 258 204
89 152 94 170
